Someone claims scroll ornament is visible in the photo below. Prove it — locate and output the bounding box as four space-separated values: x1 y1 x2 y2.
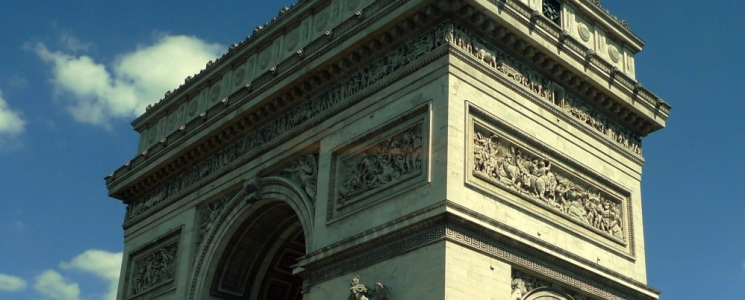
349 275 392 300
473 130 624 239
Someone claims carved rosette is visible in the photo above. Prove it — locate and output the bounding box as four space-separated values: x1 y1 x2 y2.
470 118 627 243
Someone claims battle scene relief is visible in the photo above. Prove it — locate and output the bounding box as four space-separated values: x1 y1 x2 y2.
472 123 626 241
337 123 424 206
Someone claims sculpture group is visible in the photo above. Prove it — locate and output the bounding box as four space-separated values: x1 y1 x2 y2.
473 129 624 240
338 125 423 204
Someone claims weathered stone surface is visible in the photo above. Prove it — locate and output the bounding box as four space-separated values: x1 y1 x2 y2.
108 1 669 299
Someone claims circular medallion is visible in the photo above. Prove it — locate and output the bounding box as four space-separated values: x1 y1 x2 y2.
167 112 178 131
187 99 198 117
285 32 299 51
347 0 361 11
233 67 246 87
315 12 329 32
147 127 157 143
210 84 221 102
608 45 621 63
578 22 591 42
259 51 270 69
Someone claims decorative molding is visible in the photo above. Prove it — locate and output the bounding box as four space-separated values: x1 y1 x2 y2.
301 211 656 300
349 275 393 300
445 21 642 155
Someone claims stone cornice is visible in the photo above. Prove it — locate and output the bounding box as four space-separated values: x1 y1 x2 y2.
565 0 646 52
130 0 324 131
106 0 669 205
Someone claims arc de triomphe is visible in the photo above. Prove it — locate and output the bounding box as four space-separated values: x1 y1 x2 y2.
105 1 670 299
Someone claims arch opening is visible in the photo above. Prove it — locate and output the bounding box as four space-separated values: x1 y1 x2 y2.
209 201 306 300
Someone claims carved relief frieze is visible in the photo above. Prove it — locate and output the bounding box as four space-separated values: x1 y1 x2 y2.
125 23 446 226
444 22 642 155
468 107 631 245
328 105 430 221
124 228 181 299
338 124 424 205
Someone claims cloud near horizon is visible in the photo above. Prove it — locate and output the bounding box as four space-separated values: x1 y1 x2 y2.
60 249 123 300
1 249 123 300
34 35 223 128
0 273 27 292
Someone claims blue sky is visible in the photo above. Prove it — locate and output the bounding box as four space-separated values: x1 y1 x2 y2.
0 1 741 299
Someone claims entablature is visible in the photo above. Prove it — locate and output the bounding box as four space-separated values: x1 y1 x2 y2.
106 0 670 207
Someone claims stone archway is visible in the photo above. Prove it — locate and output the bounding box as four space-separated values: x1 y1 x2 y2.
522 288 573 300
210 201 306 300
190 177 314 300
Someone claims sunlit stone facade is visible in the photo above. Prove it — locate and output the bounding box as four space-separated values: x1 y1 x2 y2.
105 1 670 299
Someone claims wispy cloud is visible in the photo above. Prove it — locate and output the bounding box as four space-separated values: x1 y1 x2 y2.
60 32 93 53
3 249 123 300
60 249 122 300
0 89 26 148
33 270 80 300
33 35 223 128
0 273 27 292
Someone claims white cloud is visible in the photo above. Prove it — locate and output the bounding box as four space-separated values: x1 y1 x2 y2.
60 249 123 300
33 270 80 300
0 274 27 292
34 35 223 127
0 90 26 136
60 32 93 52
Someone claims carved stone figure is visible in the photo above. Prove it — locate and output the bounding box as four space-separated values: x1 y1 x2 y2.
279 153 319 201
348 275 392 300
338 125 423 204
131 244 178 295
196 197 229 247
473 128 624 239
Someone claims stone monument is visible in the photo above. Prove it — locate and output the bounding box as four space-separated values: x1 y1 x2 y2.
105 0 670 299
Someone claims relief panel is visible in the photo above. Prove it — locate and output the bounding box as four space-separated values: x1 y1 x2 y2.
466 105 633 255
123 228 181 300
327 105 430 222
